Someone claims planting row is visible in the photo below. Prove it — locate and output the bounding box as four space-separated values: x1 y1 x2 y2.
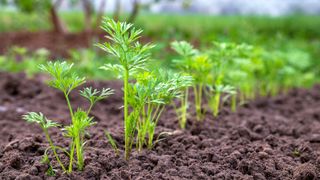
12 19 316 175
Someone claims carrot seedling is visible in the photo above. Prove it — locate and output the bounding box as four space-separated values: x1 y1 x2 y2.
131 71 192 150
171 41 212 122
99 19 192 158
207 85 236 116
98 18 154 160
23 61 113 173
105 131 119 156
23 112 67 172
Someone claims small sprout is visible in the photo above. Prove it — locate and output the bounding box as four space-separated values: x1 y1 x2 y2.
41 153 56 176
105 131 119 156
23 112 66 172
292 149 301 157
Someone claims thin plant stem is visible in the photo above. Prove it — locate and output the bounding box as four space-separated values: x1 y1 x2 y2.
44 128 67 173
124 68 130 160
75 135 83 171
64 93 74 119
68 141 75 173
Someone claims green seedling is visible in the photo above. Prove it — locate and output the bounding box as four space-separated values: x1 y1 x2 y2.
23 61 113 173
23 112 66 172
131 71 192 150
98 18 154 160
99 19 193 158
105 131 119 155
41 153 56 176
170 41 197 127
207 85 236 116
171 41 211 124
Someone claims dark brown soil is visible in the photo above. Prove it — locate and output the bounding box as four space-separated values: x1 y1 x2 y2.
0 72 320 179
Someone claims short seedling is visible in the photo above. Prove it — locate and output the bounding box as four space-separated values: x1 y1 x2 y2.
131 71 192 151
207 84 236 116
23 61 113 173
171 41 212 123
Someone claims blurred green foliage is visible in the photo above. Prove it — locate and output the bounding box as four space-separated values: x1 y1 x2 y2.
0 11 319 83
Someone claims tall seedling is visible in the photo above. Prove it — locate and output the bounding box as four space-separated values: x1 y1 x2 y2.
98 18 154 160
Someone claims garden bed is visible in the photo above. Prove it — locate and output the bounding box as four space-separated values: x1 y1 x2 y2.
0 72 319 179
0 31 94 58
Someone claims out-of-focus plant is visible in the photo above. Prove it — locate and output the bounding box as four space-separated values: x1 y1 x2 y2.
171 41 209 125
0 47 49 77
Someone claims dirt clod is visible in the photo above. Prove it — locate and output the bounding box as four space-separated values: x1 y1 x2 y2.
293 163 317 180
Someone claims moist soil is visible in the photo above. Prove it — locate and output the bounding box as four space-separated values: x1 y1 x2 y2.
0 72 320 180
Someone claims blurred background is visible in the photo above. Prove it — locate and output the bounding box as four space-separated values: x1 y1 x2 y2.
0 0 319 80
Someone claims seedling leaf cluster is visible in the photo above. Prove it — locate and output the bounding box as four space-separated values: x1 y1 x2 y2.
23 61 113 173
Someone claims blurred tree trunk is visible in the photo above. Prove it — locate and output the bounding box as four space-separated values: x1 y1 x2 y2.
113 0 121 21
128 0 140 23
50 0 67 34
95 0 107 31
82 0 93 32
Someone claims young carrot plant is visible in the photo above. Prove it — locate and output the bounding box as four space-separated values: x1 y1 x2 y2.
23 112 67 173
207 85 236 116
171 41 212 122
99 19 192 158
105 131 119 155
170 41 197 128
131 71 192 151
98 18 154 160
23 61 113 173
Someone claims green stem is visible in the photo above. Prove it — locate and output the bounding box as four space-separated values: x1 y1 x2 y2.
44 128 67 173
198 84 203 120
180 88 189 129
87 103 94 115
154 106 165 125
148 106 165 149
68 141 75 173
231 94 237 112
64 93 74 119
213 92 220 117
124 69 130 160
75 135 83 171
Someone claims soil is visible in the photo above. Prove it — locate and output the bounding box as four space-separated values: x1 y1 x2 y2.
0 72 320 179
0 31 96 58
0 31 155 59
